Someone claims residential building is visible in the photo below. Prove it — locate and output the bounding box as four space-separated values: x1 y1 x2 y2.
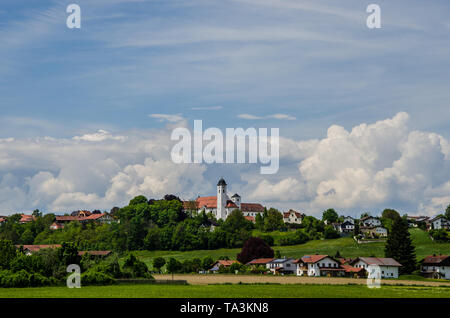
266 258 296 274
17 244 61 255
246 258 274 269
50 222 64 230
420 255 450 279
406 215 429 228
350 257 402 278
430 215 450 230
343 216 355 225
19 214 35 224
340 265 367 278
295 255 344 277
283 210 304 224
360 226 388 238
209 260 239 272
338 220 355 234
360 216 381 227
83 213 113 223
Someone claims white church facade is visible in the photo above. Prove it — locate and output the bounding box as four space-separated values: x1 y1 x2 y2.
184 178 265 221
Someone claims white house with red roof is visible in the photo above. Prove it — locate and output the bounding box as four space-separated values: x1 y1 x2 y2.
420 255 450 279
282 210 304 224
185 178 265 221
295 255 344 277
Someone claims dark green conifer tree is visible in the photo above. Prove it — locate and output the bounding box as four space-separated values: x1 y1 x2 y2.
384 217 416 274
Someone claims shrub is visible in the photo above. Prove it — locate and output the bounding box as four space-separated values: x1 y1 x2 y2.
430 229 449 242
81 271 115 286
122 253 153 279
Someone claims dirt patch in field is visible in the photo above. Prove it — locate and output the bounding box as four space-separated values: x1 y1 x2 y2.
153 274 450 287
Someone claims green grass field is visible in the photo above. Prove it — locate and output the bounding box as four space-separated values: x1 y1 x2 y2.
131 229 450 270
0 283 449 298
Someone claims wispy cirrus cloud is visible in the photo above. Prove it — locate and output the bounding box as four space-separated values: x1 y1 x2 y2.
238 113 296 120
191 106 223 111
149 113 185 123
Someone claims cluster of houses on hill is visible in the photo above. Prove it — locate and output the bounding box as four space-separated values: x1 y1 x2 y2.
1 178 449 237
212 254 450 280
15 244 112 258
0 211 114 230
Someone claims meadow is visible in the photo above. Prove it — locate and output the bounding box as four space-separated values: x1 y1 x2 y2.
0 283 449 298
131 229 450 270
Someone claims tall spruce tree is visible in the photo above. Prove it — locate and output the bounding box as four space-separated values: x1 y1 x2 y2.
384 217 416 274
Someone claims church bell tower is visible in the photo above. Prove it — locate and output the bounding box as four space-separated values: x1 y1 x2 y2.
216 177 227 220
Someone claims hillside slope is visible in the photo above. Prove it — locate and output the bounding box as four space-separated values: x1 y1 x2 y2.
133 228 450 268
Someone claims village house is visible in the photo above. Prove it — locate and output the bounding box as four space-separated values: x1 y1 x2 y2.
209 260 239 273
282 210 304 224
360 225 388 238
266 258 296 275
333 220 355 234
183 178 265 221
343 216 355 224
295 255 344 277
420 255 450 279
360 216 382 227
430 215 450 230
350 257 402 278
19 214 36 224
50 213 114 230
246 258 274 270
49 222 65 230
17 244 61 255
83 213 114 223
406 215 429 228
70 210 92 218
340 264 367 278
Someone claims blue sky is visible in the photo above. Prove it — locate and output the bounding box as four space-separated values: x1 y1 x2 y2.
1 0 449 139
0 0 449 216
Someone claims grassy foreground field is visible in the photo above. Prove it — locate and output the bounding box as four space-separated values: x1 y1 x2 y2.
0 283 449 298
131 229 450 270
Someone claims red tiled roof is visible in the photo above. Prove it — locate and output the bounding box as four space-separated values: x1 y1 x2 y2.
338 258 354 264
341 265 365 273
247 258 274 265
84 213 107 220
245 216 255 222
17 244 61 252
301 255 329 263
20 214 35 223
421 255 450 265
226 201 238 208
196 196 217 209
215 260 239 267
50 222 64 229
283 209 304 218
241 203 264 212
0 218 5 223
55 215 83 222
